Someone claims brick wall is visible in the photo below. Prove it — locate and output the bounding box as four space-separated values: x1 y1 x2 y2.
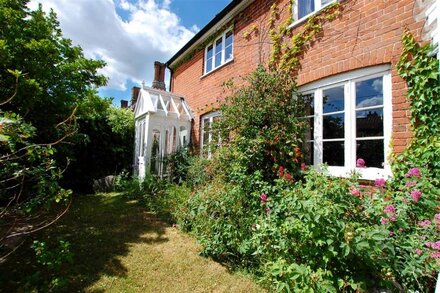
171 0 427 154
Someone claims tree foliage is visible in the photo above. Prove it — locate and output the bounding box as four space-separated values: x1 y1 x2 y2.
215 66 307 181
0 0 112 255
63 94 134 193
0 0 106 143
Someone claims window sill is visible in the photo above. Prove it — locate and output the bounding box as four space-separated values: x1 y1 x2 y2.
200 58 234 79
320 165 392 180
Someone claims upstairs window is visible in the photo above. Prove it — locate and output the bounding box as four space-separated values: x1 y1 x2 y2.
294 0 335 21
204 30 233 74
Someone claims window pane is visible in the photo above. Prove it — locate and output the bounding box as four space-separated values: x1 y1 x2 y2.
215 38 223 67
298 0 315 19
323 113 344 139
306 117 314 140
323 86 344 113
215 52 222 67
323 141 344 166
321 0 333 6
304 141 314 165
206 57 212 72
356 77 383 108
206 45 213 59
225 31 233 47
303 93 314 116
356 109 383 137
356 139 384 168
225 46 233 61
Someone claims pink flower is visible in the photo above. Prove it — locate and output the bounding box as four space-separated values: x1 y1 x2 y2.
432 241 440 250
278 166 284 178
284 172 293 182
418 220 432 228
405 181 417 187
389 231 394 236
384 205 396 214
356 158 366 168
260 193 268 203
374 178 386 188
380 217 389 225
350 186 361 197
411 190 422 202
435 214 440 220
405 167 421 178
415 249 423 255
431 252 440 258
300 163 306 170
265 207 271 214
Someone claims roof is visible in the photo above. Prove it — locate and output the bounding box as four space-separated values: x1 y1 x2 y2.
134 86 193 120
166 0 250 68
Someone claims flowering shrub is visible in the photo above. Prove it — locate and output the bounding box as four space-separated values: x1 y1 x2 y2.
179 166 438 291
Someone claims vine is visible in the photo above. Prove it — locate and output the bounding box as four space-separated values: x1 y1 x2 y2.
268 2 342 73
393 30 440 181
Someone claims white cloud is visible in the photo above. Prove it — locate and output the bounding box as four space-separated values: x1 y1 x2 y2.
356 96 383 108
28 0 197 91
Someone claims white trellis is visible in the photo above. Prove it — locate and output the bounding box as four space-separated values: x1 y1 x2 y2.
133 86 193 180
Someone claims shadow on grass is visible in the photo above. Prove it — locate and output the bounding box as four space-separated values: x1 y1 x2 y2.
0 193 168 292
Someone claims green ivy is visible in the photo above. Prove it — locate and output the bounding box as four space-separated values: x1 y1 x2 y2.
394 30 440 183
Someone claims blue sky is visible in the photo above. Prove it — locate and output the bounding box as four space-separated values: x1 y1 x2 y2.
28 0 232 106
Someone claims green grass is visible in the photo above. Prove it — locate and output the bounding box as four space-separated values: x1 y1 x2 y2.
0 193 265 292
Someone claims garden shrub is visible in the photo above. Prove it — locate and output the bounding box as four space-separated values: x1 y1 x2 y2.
25 239 74 292
179 167 438 291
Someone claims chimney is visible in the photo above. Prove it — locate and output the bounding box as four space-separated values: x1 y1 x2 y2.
152 61 166 91
120 99 128 108
131 86 140 106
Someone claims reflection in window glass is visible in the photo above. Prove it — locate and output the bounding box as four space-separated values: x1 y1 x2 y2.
323 141 344 166
225 31 233 61
356 140 384 168
215 38 222 67
298 0 314 19
323 113 344 139
356 77 383 108
304 141 314 165
206 45 213 73
356 109 383 137
323 86 344 113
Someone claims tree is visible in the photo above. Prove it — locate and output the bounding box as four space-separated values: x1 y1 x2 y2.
0 0 106 144
0 0 106 256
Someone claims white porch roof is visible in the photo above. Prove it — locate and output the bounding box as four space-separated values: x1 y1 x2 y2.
134 86 193 121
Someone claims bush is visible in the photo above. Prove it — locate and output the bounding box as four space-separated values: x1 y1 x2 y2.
25 240 74 292
179 167 438 291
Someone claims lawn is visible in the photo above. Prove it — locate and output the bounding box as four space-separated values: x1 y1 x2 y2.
0 193 265 292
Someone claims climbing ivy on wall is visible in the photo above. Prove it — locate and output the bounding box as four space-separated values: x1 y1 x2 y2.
394 30 440 182
268 1 341 73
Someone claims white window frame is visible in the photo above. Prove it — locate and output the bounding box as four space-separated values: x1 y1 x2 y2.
292 0 337 24
204 29 234 74
200 111 221 158
300 65 392 180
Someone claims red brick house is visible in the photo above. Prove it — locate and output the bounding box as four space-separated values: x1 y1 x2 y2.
134 0 438 180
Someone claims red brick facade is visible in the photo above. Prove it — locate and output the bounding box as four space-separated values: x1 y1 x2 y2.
170 0 427 154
